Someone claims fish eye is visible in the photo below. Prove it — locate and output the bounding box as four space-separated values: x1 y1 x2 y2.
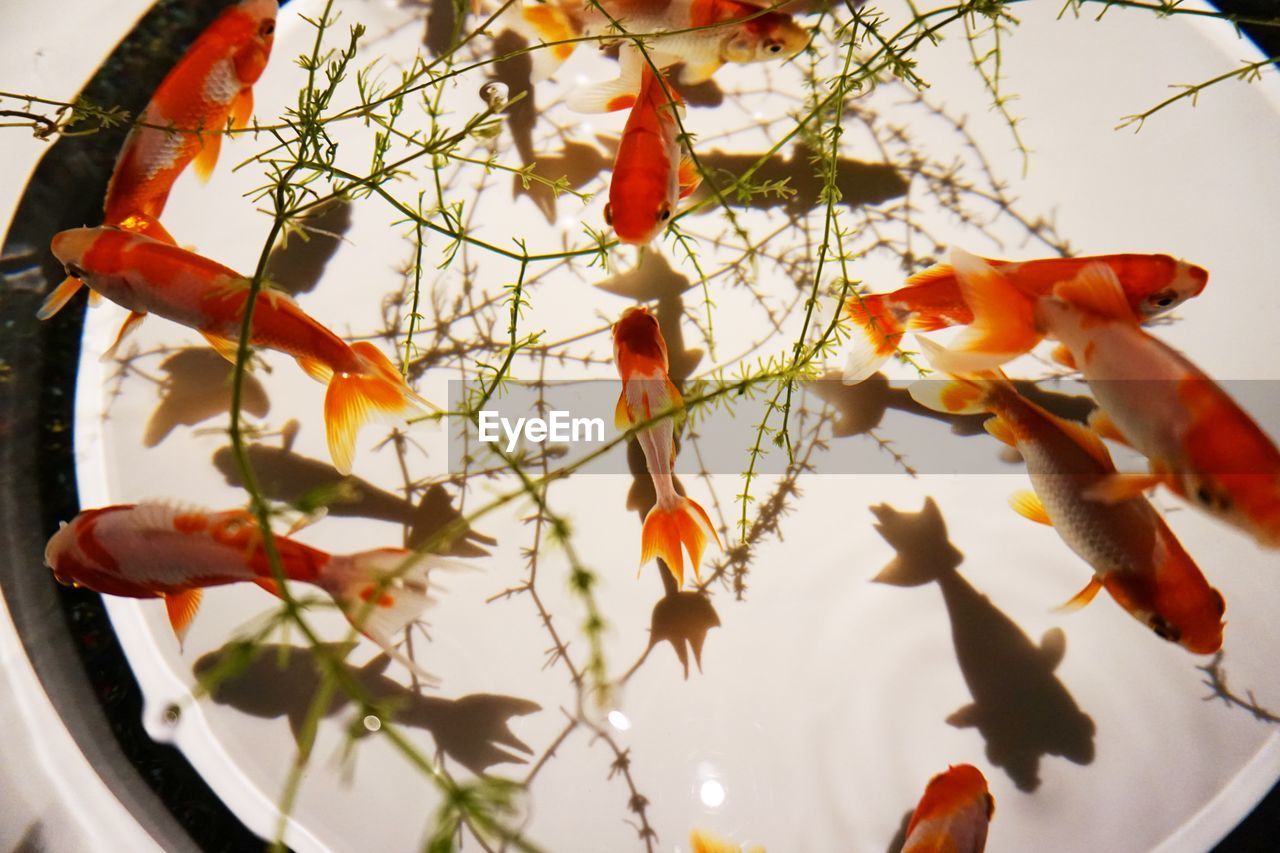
768 42 783 53
603 203 613 226
1149 616 1180 643
1146 289 1177 310
65 263 87 280
659 206 671 222
1211 589 1226 618
259 19 275 37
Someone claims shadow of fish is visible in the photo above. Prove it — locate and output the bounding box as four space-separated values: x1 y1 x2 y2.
264 199 352 298
870 497 1095 792
194 642 541 775
596 252 704 384
649 590 720 677
693 144 907 217
212 443 495 556
516 140 613 225
144 349 270 447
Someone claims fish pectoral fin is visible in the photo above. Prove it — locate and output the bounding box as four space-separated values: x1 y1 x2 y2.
945 703 981 729
1083 472 1165 504
1039 627 1066 669
1055 576 1103 613
984 414 1017 447
678 59 722 85
193 131 223 183
201 331 244 365
1087 409 1131 446
1050 343 1077 370
101 310 147 362
677 155 701 198
231 87 254 130
1052 262 1135 321
87 290 104 307
1009 490 1052 526
164 588 203 647
36 276 85 320
614 390 635 431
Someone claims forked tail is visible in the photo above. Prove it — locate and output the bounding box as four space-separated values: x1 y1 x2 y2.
842 293 903 385
322 341 431 475
322 547 469 686
641 496 721 588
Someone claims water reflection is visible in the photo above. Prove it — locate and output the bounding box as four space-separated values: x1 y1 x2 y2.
871 498 1095 791
212 443 495 556
143 350 270 447
194 643 541 775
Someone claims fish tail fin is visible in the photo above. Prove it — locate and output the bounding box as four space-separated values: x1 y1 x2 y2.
868 498 959 586
323 341 431 475
907 339 1005 415
567 45 646 113
493 0 579 82
641 496 720 588
927 248 1042 374
842 293 903 384
36 276 85 320
322 548 471 685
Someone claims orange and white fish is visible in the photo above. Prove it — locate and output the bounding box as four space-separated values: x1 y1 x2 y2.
690 828 764 853
604 62 700 245
39 0 278 324
566 0 809 98
613 306 720 586
911 354 1226 653
843 252 1208 384
932 251 1280 548
46 226 429 475
901 764 993 853
45 502 460 674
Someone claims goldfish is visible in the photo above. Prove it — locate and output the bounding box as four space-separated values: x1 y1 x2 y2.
690 828 764 853
842 251 1207 384
45 502 460 676
603 60 701 245
901 764 993 853
932 250 1280 548
563 0 809 98
38 0 279 341
46 226 429 475
613 306 720 586
910 353 1226 653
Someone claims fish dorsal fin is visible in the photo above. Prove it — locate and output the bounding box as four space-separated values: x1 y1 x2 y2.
1009 490 1051 525
1055 576 1103 612
164 588 203 646
678 155 701 198
1039 627 1066 669
193 132 223 183
231 88 253 130
903 262 955 288
983 414 1017 447
1037 407 1113 469
1052 263 1135 322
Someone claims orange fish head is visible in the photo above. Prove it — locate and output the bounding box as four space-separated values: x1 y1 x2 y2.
1195 472 1280 549
605 185 673 246
1103 533 1225 654
225 0 278 83
50 227 149 314
723 16 809 64
906 764 993 837
1136 258 1209 320
612 306 670 373
50 227 102 278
